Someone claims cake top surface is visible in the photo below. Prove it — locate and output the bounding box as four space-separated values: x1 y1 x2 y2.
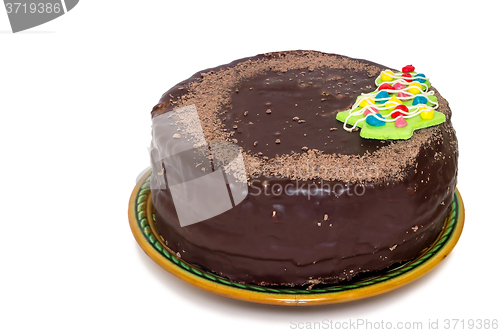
152 50 456 184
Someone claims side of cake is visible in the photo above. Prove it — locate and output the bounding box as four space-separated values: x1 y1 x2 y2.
149 51 458 286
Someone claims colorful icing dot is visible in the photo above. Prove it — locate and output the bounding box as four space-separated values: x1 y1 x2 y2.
407 82 423 94
380 70 394 82
391 95 403 104
393 82 405 90
385 95 403 110
402 65 415 73
375 91 390 104
395 116 408 128
363 106 378 116
402 72 412 82
412 95 428 105
420 108 434 120
414 73 426 83
366 114 386 126
391 104 409 118
378 83 394 91
359 97 375 107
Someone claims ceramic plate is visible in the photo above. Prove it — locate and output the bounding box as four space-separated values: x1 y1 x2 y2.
129 170 464 306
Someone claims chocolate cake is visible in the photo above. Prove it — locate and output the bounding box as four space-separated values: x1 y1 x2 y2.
149 51 458 287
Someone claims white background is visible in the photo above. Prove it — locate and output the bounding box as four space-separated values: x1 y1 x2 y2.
1 1 498 332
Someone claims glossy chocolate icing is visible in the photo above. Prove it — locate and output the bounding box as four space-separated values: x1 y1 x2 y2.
150 51 458 286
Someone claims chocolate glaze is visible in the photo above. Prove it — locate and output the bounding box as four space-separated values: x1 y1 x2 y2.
221 68 391 155
150 51 458 286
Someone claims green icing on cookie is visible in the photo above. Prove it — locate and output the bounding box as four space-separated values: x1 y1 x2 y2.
337 98 445 140
336 69 446 140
